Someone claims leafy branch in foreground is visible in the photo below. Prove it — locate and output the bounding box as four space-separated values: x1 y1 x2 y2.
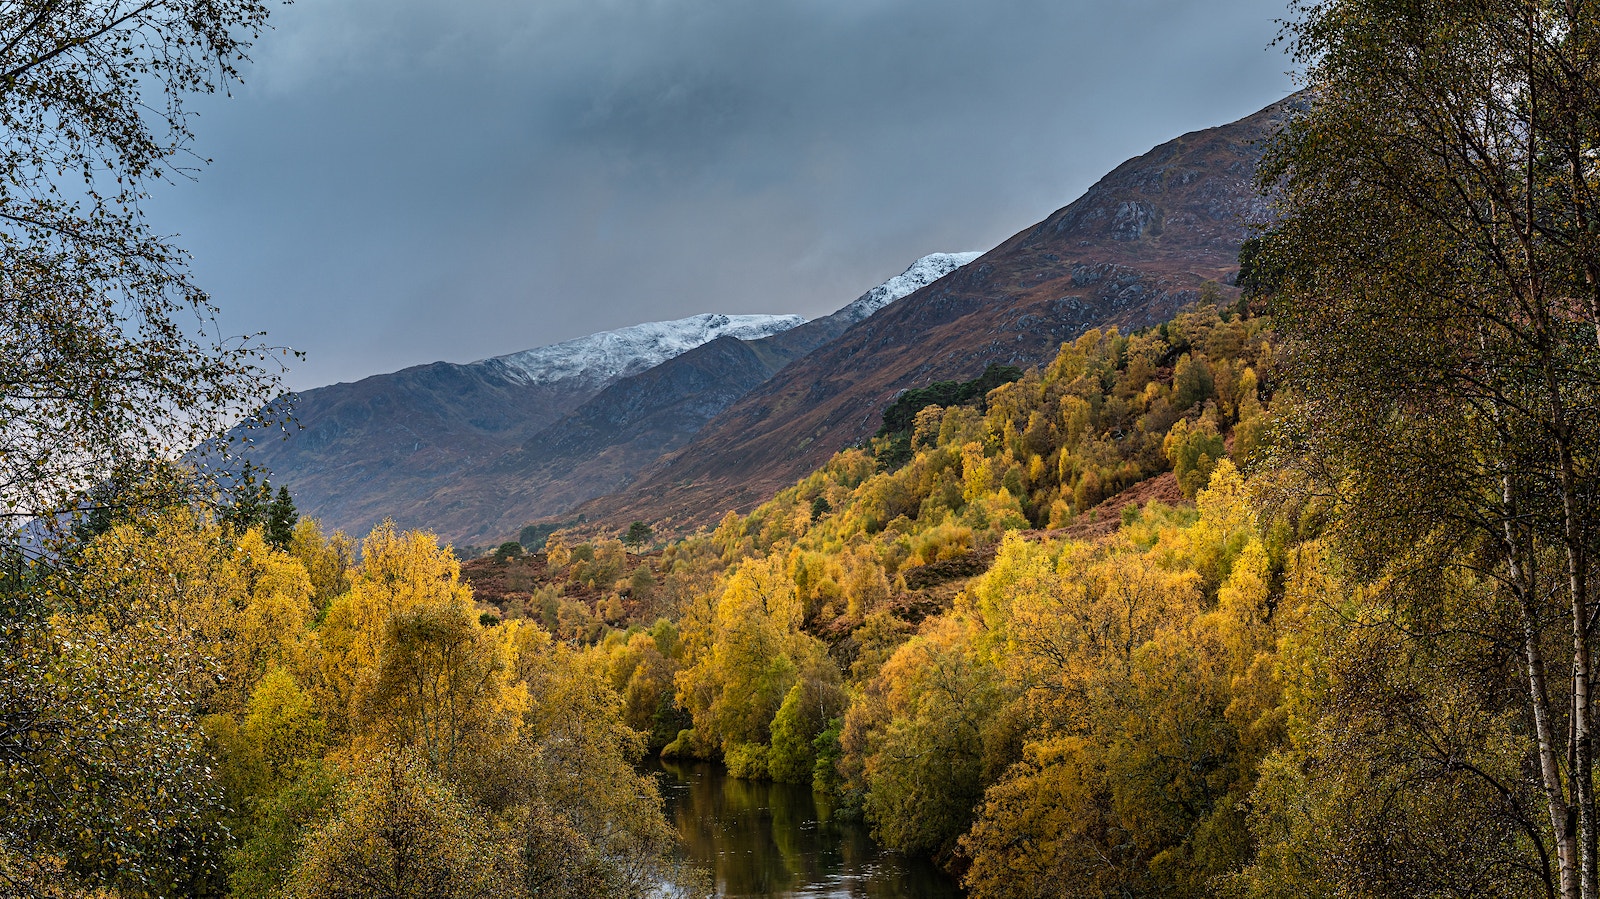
0 0 290 528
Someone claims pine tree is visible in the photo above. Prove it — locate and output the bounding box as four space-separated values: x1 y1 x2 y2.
266 487 298 550
623 521 653 549
222 466 272 534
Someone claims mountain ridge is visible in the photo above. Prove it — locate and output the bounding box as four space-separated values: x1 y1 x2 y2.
485 313 806 388
246 258 981 544
240 312 806 540
559 96 1295 536
398 252 984 543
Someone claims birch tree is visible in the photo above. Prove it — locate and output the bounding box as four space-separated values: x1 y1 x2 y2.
0 0 287 527
1263 3 1600 896
0 2 284 894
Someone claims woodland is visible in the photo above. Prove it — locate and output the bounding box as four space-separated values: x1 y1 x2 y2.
7 1 1600 899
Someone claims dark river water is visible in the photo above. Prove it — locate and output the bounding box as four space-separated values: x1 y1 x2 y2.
652 760 966 899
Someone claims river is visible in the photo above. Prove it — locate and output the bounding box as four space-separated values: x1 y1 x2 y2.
653 760 966 898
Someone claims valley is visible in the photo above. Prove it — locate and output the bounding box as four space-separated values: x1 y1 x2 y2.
16 5 1595 897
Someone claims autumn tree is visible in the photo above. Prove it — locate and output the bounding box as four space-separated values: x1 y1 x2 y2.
1261 2 1600 896
357 600 525 778
947 467 1284 899
0 2 286 893
844 611 1011 859
602 627 686 749
286 749 517 899
1 507 255 896
767 649 848 787
517 646 681 897
1238 545 1545 899
312 521 475 734
674 557 805 768
1165 415 1225 498
0 571 230 896
289 518 353 612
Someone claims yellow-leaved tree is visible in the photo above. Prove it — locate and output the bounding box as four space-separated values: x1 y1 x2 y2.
354 598 526 780
672 557 806 773
311 521 475 736
959 464 1279 899
843 609 1012 860
286 749 519 899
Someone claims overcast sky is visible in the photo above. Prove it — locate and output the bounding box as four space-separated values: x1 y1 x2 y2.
147 0 1298 391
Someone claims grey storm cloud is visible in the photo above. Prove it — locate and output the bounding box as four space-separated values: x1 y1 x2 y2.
146 0 1297 391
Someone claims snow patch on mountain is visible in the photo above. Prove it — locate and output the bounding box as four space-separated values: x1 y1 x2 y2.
838 252 983 323
477 254 976 390
487 313 807 387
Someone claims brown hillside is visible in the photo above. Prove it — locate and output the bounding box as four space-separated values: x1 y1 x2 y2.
238 362 596 543
567 97 1295 536
434 286 908 545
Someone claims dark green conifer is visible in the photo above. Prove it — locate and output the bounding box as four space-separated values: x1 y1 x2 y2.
266 486 297 549
623 521 653 548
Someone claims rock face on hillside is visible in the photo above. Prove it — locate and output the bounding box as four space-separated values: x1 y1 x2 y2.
566 97 1295 535
240 314 803 541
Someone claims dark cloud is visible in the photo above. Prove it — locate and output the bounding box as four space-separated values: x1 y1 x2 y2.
147 0 1296 390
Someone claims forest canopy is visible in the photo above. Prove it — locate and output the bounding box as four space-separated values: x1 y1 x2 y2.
10 1 1600 898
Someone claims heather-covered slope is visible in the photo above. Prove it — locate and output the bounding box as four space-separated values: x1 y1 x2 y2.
569 97 1296 535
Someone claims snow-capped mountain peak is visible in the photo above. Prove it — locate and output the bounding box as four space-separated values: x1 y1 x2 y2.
486 312 807 387
838 252 983 323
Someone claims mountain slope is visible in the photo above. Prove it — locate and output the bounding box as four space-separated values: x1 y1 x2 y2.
412 253 983 543
244 314 803 540
567 97 1295 534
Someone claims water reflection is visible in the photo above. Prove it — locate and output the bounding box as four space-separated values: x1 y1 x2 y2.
653 759 965 899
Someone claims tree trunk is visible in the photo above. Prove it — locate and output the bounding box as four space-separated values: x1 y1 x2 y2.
1509 482 1581 899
